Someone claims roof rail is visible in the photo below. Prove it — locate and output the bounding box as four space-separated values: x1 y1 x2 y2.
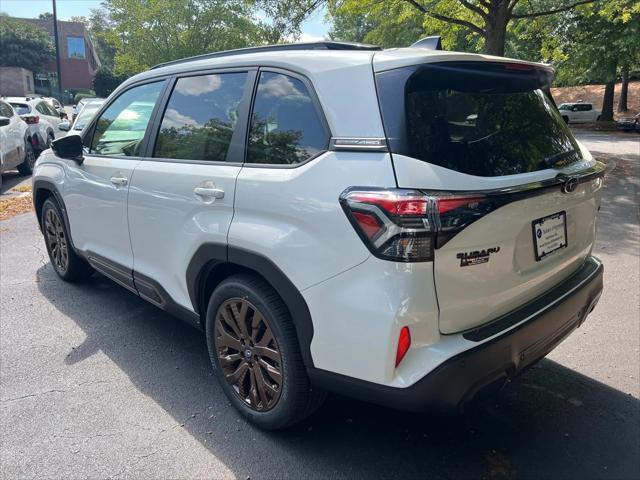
151 41 382 70
411 36 443 50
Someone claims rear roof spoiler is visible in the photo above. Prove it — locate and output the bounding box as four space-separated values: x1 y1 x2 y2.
411 36 442 50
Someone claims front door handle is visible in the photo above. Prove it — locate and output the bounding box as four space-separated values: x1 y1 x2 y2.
110 176 128 186
194 184 224 200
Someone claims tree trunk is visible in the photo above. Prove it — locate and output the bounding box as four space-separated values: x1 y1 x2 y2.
484 1 509 56
617 64 629 113
600 81 616 122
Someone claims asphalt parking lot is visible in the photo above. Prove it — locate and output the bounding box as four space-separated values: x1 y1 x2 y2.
1 131 638 479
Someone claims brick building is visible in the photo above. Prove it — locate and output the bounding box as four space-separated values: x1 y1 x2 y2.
14 17 101 93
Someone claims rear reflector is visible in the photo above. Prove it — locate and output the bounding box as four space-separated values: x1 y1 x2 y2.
395 326 411 367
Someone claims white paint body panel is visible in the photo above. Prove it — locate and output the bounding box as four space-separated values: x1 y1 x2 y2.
63 154 139 269
128 160 241 310
229 151 396 291
0 107 27 171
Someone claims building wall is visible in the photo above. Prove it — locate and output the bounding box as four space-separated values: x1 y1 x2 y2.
0 67 35 96
15 18 101 91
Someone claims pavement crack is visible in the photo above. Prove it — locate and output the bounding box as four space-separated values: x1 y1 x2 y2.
1 389 66 403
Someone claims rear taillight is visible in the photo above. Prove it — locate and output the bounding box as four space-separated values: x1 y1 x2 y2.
22 115 39 124
340 188 493 262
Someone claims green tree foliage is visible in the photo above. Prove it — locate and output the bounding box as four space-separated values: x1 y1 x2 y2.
69 12 117 70
0 17 55 72
92 67 129 97
271 0 599 55
517 0 640 119
100 0 270 75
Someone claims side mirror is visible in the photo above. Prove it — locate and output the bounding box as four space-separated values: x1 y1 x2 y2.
59 111 66 119
51 134 84 164
0 116 10 127
571 106 579 111
58 121 71 132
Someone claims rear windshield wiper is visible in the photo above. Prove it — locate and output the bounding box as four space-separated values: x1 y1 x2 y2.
544 148 578 167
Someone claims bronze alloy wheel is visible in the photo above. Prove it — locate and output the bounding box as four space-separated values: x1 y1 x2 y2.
44 208 69 273
214 298 283 411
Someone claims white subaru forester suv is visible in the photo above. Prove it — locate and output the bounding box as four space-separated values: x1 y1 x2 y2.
33 40 605 430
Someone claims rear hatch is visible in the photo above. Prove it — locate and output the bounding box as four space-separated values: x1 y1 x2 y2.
374 53 605 334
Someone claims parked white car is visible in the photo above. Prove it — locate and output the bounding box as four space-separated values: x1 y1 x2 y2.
59 98 105 134
557 102 601 123
33 40 605 430
5 97 64 154
44 97 68 119
0 100 36 182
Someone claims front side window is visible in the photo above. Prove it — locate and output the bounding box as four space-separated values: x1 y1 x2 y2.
246 72 328 165
67 37 86 59
90 81 163 157
154 72 248 161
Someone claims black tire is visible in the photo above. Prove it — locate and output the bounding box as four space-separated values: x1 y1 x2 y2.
205 273 325 430
562 116 569 124
41 197 94 282
17 141 36 176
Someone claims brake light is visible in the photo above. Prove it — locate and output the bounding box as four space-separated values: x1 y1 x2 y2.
503 62 533 71
340 188 492 262
395 326 411 367
22 115 39 124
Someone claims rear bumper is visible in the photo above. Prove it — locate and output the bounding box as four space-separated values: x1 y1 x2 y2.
309 255 603 412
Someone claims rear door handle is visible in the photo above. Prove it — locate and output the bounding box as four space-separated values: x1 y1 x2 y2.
110 176 128 186
194 184 224 200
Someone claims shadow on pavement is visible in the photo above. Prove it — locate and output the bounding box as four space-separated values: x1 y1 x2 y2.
36 265 639 480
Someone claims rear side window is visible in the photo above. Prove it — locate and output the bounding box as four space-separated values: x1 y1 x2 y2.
10 103 30 115
36 102 56 116
577 104 592 111
154 72 248 162
90 81 164 157
246 71 328 165
376 62 581 177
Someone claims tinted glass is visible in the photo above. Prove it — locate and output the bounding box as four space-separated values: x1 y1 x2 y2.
376 63 581 177
247 72 327 165
9 103 30 115
91 82 163 156
0 101 13 118
154 72 248 161
577 104 592 111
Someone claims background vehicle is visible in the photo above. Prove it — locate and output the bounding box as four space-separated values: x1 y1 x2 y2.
5 97 63 154
44 97 67 119
557 102 602 123
59 99 105 134
71 97 103 122
34 41 604 430
0 100 36 180
616 112 640 132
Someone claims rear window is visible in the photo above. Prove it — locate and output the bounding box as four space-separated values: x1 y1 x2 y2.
10 103 30 115
376 62 581 177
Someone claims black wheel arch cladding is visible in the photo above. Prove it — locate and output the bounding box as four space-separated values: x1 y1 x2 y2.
188 244 315 368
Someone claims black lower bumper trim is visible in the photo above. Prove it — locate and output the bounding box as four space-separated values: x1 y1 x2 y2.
308 256 603 413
